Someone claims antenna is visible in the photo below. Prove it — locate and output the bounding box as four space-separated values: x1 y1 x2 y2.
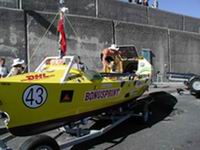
58 0 69 14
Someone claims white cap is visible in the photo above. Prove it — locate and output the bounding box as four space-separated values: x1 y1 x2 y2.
12 58 24 67
108 44 119 51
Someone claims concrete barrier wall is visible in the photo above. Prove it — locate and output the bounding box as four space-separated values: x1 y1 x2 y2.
0 8 26 69
98 0 148 24
114 22 169 74
1 4 200 74
148 8 183 30
0 0 18 8
2 0 200 34
184 16 200 33
23 0 96 17
27 11 113 71
26 11 58 71
170 30 200 74
22 0 59 12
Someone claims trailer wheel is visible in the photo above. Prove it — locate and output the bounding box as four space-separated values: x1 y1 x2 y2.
190 77 200 95
19 135 60 150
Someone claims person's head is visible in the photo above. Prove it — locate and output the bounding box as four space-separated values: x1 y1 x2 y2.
45 59 52 65
74 55 81 64
12 58 25 68
0 58 6 67
77 56 81 62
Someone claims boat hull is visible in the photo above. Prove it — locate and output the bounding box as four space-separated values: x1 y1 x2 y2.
0 77 148 136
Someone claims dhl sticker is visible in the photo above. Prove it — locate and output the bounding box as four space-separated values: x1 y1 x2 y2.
21 73 55 81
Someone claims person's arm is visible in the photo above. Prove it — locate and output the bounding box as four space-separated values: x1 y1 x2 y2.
7 68 17 77
102 49 107 72
7 68 14 77
2 68 8 77
102 49 108 63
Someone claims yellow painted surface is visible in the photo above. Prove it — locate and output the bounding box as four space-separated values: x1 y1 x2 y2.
0 62 149 130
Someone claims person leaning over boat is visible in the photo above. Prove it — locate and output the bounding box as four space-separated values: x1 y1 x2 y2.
101 44 122 73
7 58 25 77
0 57 8 78
72 55 88 72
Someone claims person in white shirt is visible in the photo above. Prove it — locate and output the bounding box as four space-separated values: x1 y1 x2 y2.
73 55 87 72
0 58 8 78
7 58 25 77
152 0 159 8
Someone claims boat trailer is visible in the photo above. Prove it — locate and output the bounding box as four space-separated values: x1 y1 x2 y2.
0 95 154 150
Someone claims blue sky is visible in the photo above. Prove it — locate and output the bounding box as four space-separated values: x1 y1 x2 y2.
159 0 200 18
121 0 200 19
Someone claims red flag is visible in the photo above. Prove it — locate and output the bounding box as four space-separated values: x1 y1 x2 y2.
58 18 67 56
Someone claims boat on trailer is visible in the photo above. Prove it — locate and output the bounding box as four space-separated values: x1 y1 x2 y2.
0 4 153 148
0 45 152 138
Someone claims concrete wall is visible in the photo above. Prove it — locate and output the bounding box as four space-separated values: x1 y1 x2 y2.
26 10 58 71
26 11 113 71
148 8 183 30
184 16 200 33
98 0 148 24
114 22 169 75
2 0 200 34
0 0 18 8
170 30 200 74
1 1 200 75
23 0 96 17
0 7 26 69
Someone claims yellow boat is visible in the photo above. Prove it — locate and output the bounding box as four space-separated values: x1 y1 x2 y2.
0 46 152 136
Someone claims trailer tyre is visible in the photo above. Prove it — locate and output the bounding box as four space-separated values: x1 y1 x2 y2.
19 135 60 150
190 77 200 95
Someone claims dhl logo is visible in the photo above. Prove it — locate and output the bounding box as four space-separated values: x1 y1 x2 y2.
21 73 54 81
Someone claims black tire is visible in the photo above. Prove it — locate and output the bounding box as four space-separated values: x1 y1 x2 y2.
19 135 60 150
189 77 200 95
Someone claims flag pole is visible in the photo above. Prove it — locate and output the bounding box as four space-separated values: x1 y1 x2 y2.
58 0 68 57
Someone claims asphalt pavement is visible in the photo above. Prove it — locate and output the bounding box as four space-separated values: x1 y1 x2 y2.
70 88 200 150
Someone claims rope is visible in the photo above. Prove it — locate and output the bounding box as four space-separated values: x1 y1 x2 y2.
64 15 94 66
27 11 94 71
64 15 79 37
26 12 59 71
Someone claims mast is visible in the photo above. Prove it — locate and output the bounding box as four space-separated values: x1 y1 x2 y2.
58 0 68 57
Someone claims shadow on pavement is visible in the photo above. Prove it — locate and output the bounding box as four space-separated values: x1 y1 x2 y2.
71 91 178 150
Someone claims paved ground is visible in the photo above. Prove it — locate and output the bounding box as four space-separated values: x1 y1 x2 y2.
2 82 200 150
70 92 200 150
